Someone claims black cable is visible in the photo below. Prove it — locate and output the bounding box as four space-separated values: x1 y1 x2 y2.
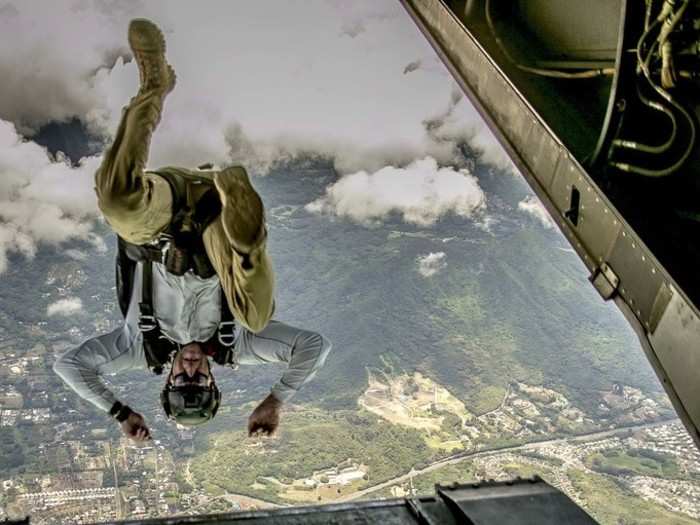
611 2 696 177
613 83 677 154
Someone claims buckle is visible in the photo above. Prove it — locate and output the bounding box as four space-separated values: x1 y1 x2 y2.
138 315 158 332
218 321 236 347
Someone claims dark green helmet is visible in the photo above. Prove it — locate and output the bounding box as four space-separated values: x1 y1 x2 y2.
160 382 221 426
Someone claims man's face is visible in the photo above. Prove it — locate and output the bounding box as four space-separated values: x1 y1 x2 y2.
170 342 212 385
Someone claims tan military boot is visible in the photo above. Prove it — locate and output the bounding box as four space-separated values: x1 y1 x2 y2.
128 18 176 96
214 166 266 255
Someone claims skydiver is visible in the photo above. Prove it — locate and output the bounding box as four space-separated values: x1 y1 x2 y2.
53 19 331 441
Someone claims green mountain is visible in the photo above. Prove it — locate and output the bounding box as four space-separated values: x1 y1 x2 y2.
250 160 659 416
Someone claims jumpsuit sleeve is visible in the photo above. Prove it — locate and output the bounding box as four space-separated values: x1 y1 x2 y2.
53 326 142 414
234 320 332 402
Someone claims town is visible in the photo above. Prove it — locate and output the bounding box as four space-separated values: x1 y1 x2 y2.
3 335 700 525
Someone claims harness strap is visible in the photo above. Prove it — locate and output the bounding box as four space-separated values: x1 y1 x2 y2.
191 188 222 233
138 260 159 335
217 288 235 348
138 259 178 375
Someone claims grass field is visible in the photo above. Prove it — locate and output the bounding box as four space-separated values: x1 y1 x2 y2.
585 448 682 479
190 408 437 503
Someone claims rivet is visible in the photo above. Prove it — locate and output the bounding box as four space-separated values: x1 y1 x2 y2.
622 231 626 237
641 255 646 262
595 197 600 203
632 243 636 249
637 310 641 316
652 268 656 274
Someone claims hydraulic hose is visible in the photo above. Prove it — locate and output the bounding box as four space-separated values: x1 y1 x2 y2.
613 84 677 154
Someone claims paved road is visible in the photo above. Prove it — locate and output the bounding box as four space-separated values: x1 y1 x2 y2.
221 493 283 510
335 419 677 502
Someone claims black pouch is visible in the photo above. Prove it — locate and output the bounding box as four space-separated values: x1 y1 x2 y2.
164 241 190 276
192 251 216 278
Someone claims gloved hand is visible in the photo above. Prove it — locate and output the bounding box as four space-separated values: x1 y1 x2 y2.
248 393 282 437
120 411 152 442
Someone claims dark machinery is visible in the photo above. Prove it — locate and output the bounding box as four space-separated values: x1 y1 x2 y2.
400 0 700 450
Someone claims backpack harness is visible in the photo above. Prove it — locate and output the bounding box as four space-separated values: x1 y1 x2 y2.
115 168 236 375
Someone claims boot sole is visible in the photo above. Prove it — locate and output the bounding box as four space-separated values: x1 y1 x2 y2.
128 18 175 94
128 19 166 53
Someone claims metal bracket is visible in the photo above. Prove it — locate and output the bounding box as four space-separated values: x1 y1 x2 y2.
590 262 620 300
217 321 237 347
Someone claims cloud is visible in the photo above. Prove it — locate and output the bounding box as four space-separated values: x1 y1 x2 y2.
47 297 83 317
0 119 102 274
417 252 447 277
306 157 486 226
0 1 515 270
65 249 88 261
330 2 398 38
421 87 514 173
2 1 513 175
0 1 133 136
518 195 555 229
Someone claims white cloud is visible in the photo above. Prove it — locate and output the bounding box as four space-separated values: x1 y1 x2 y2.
0 120 102 274
474 215 499 234
306 157 486 226
0 1 131 136
1 1 509 173
518 195 555 229
0 1 514 271
417 252 447 277
0 2 516 172
47 297 83 317
65 249 87 261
